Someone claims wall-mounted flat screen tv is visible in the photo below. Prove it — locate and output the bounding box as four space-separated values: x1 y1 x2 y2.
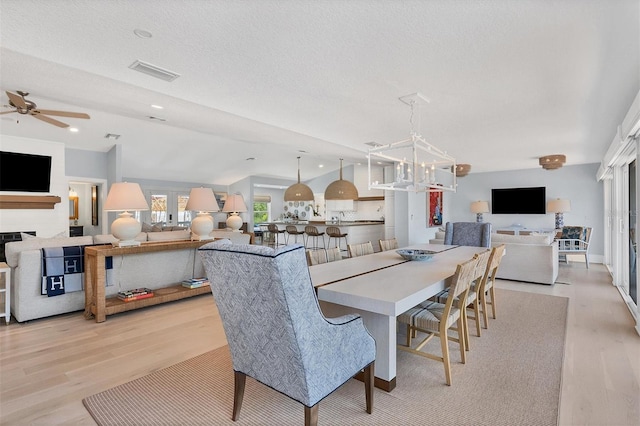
491 186 546 214
0 151 52 192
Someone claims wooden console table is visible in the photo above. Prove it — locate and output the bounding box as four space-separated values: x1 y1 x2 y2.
84 240 210 323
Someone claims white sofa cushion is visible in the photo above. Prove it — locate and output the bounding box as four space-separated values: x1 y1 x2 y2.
146 229 191 242
492 233 553 245
94 232 148 244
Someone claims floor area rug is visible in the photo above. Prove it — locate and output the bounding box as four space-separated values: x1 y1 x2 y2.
83 289 568 425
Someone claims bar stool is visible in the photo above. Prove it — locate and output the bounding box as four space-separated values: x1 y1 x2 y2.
304 225 325 249
326 226 348 255
285 225 305 244
267 224 286 246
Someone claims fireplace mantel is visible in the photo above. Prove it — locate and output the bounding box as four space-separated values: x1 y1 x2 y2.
0 195 62 209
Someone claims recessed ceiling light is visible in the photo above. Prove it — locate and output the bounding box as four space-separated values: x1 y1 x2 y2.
134 29 153 39
246 157 255 161
69 127 79 133
104 133 121 140
318 164 324 168
147 116 166 122
151 104 163 109
298 150 308 153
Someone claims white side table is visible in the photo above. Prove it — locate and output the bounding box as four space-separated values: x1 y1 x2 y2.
0 262 10 324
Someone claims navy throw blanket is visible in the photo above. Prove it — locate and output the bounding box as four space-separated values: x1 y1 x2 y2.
41 245 113 297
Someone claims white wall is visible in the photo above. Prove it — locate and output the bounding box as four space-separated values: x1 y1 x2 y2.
0 135 69 236
447 163 604 258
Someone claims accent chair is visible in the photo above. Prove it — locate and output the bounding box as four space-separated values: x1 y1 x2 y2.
444 222 492 247
199 241 375 425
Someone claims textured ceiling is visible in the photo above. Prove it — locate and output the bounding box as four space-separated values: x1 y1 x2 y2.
0 0 638 185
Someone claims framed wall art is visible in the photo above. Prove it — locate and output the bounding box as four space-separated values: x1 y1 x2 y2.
428 190 443 227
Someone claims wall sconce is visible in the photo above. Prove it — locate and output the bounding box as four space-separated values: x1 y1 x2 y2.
470 200 489 223
547 198 571 229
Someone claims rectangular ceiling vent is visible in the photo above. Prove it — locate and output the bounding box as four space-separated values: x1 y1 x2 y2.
129 60 180 82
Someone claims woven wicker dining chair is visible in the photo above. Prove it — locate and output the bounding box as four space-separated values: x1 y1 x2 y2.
397 254 479 386
347 241 374 258
378 238 399 252
306 247 342 266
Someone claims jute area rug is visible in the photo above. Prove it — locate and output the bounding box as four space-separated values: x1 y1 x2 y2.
84 289 568 425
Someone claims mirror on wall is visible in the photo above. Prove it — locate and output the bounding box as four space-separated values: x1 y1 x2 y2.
69 196 79 220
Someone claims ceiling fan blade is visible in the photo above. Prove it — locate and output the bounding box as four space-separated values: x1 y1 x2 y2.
31 112 69 128
6 91 27 109
0 110 17 115
35 109 90 119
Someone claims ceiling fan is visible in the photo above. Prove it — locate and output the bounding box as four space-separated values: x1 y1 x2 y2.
0 90 90 128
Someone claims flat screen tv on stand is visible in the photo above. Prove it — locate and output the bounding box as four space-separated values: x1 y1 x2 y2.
491 186 546 214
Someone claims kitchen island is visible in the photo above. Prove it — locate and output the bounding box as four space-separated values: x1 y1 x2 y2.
258 221 385 250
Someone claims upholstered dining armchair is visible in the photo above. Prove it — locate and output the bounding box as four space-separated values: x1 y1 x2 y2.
199 241 375 425
444 222 492 247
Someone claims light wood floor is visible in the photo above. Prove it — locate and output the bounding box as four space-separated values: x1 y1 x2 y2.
1 262 638 425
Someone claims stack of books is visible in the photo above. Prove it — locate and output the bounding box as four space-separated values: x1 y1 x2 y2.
181 277 210 289
117 288 154 302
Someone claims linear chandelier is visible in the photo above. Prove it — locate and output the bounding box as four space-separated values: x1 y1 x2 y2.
368 93 456 193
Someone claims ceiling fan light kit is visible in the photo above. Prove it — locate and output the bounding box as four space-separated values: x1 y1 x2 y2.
539 154 566 170
1 91 90 128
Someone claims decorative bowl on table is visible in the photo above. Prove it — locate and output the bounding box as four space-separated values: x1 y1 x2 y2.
396 249 436 261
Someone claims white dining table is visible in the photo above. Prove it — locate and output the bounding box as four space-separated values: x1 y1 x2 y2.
309 243 487 391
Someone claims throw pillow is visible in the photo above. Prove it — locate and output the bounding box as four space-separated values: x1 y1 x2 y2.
141 222 154 232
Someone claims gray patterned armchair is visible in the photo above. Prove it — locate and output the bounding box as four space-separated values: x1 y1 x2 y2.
444 221 492 247
199 241 375 425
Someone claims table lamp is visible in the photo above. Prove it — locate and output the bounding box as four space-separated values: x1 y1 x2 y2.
103 182 149 247
185 187 219 240
470 200 489 223
547 198 571 229
222 193 247 232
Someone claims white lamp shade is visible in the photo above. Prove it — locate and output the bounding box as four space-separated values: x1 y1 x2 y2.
547 198 571 213
185 187 219 212
222 194 248 213
470 201 489 214
104 182 149 211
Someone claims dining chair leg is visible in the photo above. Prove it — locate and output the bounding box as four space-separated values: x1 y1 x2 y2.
480 292 490 329
440 325 453 386
489 287 497 319
458 315 468 361
363 362 374 414
305 404 319 426
463 309 471 352
406 324 412 347
232 371 246 421
472 299 482 337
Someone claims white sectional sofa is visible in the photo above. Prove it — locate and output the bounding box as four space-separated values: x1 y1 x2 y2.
429 231 559 285
5 229 252 322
